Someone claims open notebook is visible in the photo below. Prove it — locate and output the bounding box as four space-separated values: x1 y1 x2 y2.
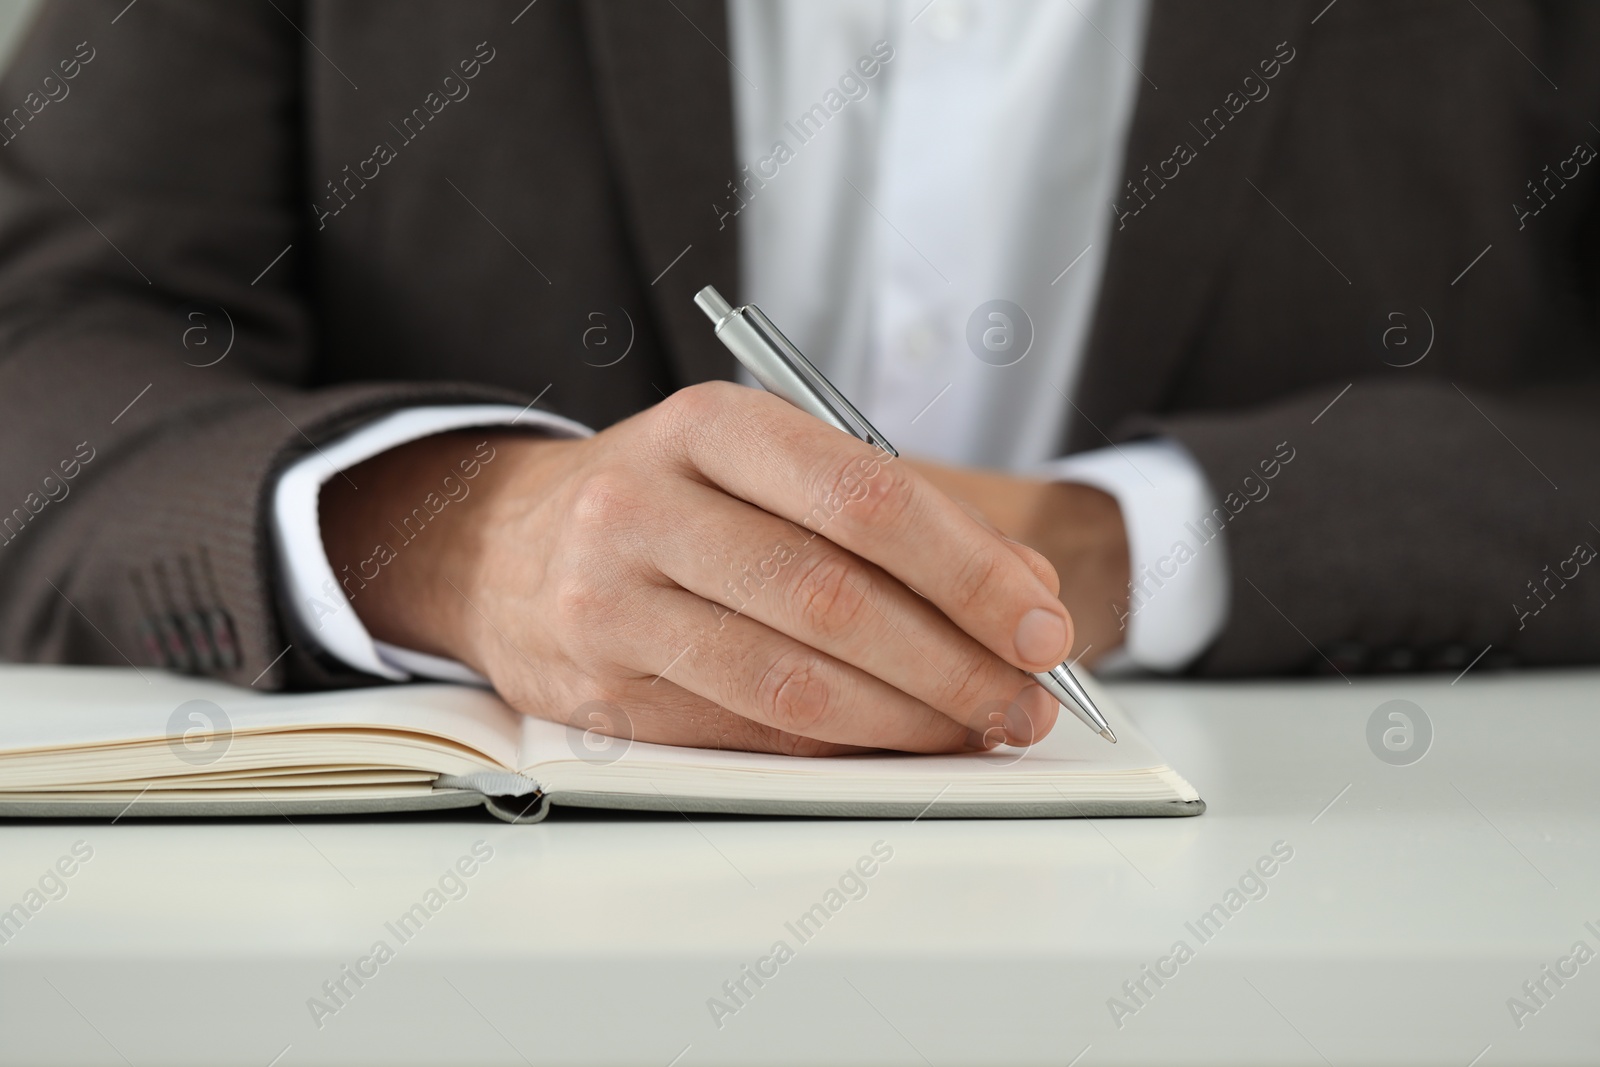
0 666 1202 821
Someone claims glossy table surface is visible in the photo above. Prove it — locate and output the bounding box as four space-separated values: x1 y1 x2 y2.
1 668 1597 1066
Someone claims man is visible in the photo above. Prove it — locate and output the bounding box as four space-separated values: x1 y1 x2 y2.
0 1 1595 757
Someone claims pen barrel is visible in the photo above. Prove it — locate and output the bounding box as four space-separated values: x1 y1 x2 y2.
694 285 898 458
718 312 839 426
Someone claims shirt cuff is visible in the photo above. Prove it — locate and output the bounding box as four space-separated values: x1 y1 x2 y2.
271 404 593 683
1041 438 1230 672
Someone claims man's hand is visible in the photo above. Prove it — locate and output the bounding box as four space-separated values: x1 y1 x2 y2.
318 382 1079 757
899 458 1131 668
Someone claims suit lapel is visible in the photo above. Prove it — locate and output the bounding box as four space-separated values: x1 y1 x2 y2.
581 0 739 388
1067 0 1311 452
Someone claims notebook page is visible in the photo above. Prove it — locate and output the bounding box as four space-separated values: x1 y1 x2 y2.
0 667 524 771
514 677 1175 784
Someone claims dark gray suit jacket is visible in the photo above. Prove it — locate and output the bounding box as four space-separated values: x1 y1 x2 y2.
0 0 1596 688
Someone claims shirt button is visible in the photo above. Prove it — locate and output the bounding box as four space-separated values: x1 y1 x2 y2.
900 320 943 367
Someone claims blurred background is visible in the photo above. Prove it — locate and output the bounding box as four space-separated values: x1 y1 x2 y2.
0 0 35 69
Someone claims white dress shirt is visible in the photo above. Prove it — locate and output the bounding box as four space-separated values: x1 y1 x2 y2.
272 0 1228 681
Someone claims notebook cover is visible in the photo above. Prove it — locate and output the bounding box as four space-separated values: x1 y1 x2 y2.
0 790 1202 822
515 792 1205 823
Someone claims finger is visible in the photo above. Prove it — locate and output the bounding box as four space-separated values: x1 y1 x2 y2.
653 480 1059 745
948 494 1061 598
1004 539 1060 598
553 678 878 758
614 585 987 753
664 384 1074 671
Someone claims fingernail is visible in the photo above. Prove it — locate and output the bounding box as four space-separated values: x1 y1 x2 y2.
1013 607 1068 665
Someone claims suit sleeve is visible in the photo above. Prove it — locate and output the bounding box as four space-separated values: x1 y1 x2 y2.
0 1 523 689
1146 376 1600 676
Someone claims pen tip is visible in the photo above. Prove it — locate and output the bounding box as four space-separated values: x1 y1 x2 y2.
1099 727 1117 744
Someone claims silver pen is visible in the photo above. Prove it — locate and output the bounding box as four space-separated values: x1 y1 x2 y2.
694 285 1117 745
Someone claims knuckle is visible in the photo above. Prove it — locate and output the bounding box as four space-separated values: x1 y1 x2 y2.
786 551 869 640
948 548 1008 616
808 451 910 534
753 648 838 736
850 460 912 527
646 380 757 467
941 652 1002 715
652 380 733 443
1018 542 1061 593
552 571 606 629
569 469 644 529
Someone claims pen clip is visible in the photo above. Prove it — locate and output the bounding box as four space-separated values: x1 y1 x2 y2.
739 305 899 458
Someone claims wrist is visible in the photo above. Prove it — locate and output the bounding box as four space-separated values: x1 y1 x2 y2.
317 431 572 666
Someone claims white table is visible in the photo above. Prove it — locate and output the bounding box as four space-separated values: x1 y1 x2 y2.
1 670 1597 1066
